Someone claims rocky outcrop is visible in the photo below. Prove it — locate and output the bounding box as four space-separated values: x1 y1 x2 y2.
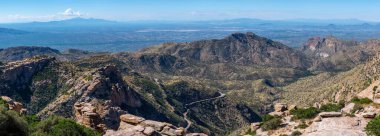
304 117 368 136
104 114 197 136
341 103 355 113
274 103 288 112
74 103 107 132
253 102 380 136
318 112 342 118
1 56 54 89
302 36 358 58
38 65 142 131
0 56 55 104
0 96 27 114
269 103 295 117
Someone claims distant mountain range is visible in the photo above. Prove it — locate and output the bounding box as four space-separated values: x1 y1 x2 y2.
1 17 379 29
0 17 380 52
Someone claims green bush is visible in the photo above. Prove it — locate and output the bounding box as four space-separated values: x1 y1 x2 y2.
262 114 276 122
351 97 373 104
0 98 7 111
30 116 100 136
0 110 29 136
24 115 40 126
290 107 319 120
319 102 344 112
365 116 380 136
295 123 308 129
244 128 256 135
84 75 94 81
260 115 282 131
290 131 302 136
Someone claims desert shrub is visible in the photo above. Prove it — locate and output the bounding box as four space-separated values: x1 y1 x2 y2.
351 97 373 104
84 74 94 81
295 123 308 129
365 116 380 136
0 110 29 136
262 114 276 122
30 115 100 136
290 131 302 136
0 98 7 111
373 86 378 92
290 107 319 120
319 102 344 112
260 115 282 131
24 115 40 127
134 78 159 91
244 128 256 135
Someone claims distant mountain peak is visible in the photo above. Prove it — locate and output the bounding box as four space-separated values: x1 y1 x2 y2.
140 32 308 68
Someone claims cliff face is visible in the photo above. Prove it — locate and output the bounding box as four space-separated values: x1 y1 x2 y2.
302 36 358 57
38 65 142 130
0 56 55 103
301 36 380 72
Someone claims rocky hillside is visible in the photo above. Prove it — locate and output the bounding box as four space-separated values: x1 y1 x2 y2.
141 32 309 68
2 32 380 136
302 36 380 72
0 46 107 62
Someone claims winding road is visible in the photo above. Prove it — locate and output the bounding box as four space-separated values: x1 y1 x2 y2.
183 92 226 131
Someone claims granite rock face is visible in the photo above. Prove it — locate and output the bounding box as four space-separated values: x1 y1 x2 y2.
304 117 368 136
104 113 203 136
0 96 27 114
38 65 142 131
0 56 54 100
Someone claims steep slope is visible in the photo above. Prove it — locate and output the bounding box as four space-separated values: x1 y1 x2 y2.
119 32 312 87
141 32 309 68
303 36 380 72
0 46 60 62
280 51 380 106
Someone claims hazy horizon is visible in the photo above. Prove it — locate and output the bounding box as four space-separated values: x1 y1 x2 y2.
1 0 380 23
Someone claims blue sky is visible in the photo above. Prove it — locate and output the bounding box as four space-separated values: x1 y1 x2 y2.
1 0 380 23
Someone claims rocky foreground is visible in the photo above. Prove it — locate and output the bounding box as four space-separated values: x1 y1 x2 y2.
244 97 380 136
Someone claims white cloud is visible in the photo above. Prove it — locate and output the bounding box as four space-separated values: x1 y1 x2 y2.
0 8 87 23
61 8 83 17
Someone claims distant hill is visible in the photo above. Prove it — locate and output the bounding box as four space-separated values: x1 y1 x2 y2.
0 18 121 31
28 17 119 26
0 46 106 62
0 27 28 34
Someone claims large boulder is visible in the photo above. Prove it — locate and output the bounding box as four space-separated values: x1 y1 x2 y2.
274 103 288 112
305 117 368 136
1 96 27 114
319 112 342 118
108 114 191 136
362 112 376 118
120 114 145 125
186 133 208 136
341 103 355 113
